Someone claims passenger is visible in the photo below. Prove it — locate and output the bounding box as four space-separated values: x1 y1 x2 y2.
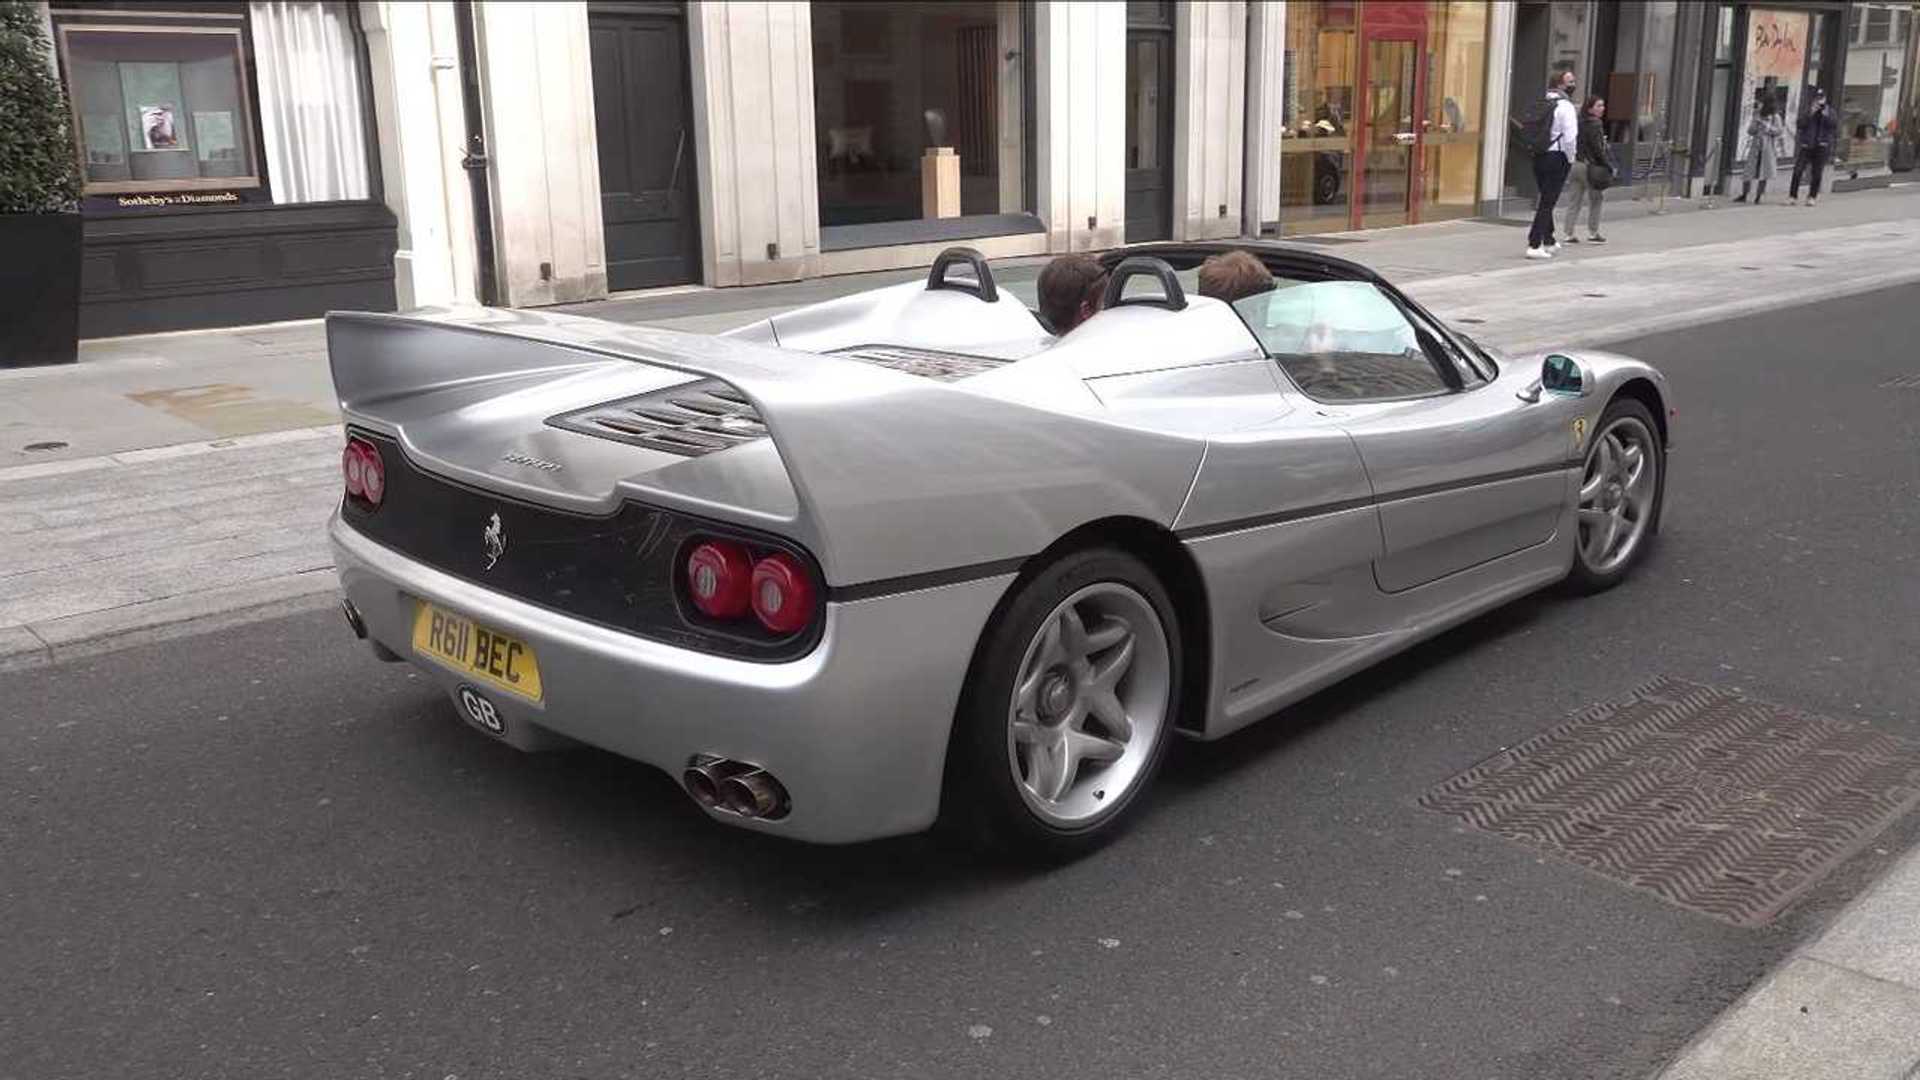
1035 253 1108 335
1197 250 1276 305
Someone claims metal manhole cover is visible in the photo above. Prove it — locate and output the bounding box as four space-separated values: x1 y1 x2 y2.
1880 373 1920 390
1419 677 1920 926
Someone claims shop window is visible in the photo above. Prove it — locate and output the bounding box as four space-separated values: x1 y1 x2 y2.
1842 2 1912 173
810 1 1033 239
54 3 372 205
1735 8 1816 171
1421 1 1489 222
1277 0 1357 235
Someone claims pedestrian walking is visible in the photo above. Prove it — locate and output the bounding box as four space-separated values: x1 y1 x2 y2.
1562 96 1614 244
1733 96 1784 204
1789 88 1839 206
1516 70 1580 260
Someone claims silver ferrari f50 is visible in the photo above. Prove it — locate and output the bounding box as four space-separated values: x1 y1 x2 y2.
328 243 1671 856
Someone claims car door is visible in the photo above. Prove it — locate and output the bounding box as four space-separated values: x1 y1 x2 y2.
1250 279 1575 594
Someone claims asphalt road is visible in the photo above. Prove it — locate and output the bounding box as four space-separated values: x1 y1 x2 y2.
7 283 1920 1080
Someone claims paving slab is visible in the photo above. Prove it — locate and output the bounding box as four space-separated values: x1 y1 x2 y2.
1659 957 1920 1080
1805 847 1920 993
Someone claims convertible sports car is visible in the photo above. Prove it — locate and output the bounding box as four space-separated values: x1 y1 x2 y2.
328 241 1671 856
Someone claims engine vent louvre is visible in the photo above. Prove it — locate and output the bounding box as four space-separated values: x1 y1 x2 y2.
548 380 768 457
830 344 1009 383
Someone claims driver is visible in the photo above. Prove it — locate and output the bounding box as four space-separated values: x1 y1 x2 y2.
1035 253 1108 335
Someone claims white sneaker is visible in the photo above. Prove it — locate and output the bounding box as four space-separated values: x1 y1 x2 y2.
1808 197 1819 207
1548 242 1564 254
1525 247 1553 260
1787 197 1798 206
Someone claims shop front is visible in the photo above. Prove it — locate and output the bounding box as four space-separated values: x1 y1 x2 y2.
1505 1 1705 208
1838 1 1916 180
1695 2 1853 194
50 1 395 337
1273 0 1490 236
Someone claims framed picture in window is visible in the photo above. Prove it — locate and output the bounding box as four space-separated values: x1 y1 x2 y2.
55 19 262 194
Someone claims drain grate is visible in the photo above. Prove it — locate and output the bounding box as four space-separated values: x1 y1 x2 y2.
1880 373 1920 390
1420 677 1920 926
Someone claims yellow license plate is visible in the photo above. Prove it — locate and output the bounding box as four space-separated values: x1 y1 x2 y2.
411 601 544 703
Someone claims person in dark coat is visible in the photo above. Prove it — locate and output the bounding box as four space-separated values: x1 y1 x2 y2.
1790 88 1840 206
1562 96 1614 243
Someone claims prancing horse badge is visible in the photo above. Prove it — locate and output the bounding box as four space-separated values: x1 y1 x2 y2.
483 512 507 570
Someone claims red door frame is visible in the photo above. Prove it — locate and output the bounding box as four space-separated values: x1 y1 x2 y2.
1350 1 1430 230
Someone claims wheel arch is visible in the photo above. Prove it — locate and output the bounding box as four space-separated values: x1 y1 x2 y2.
1612 377 1669 449
959 515 1214 742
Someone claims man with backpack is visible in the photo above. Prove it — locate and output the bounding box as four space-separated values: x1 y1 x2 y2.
1515 69 1581 260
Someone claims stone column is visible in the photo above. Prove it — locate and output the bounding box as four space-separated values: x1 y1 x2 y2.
686 0 821 287
358 0 480 310
1172 0 1248 240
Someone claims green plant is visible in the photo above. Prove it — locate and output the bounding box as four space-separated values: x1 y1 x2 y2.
0 0 81 214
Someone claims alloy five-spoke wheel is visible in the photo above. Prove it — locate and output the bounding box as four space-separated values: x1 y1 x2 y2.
1569 398 1664 591
1006 582 1171 827
942 547 1182 859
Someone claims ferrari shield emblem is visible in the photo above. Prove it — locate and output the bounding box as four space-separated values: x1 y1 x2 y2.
1572 417 1589 451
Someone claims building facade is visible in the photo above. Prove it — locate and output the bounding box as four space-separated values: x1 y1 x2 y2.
39 1 1917 337
1500 0 1918 210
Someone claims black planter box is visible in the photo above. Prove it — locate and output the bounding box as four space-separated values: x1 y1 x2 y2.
0 213 82 367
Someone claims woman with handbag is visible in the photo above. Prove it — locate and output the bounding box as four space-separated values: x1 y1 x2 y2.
1563 96 1614 244
1734 97 1785 204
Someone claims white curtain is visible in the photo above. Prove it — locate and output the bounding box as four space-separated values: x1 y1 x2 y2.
250 2 371 203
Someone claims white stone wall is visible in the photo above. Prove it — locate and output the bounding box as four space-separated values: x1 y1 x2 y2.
1036 0 1127 252
687 0 821 287
1242 0 1284 232
1172 0 1247 240
358 0 478 310
471 0 607 306
1480 0 1517 213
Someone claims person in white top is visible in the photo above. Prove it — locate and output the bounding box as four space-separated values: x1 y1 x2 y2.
1527 70 1581 260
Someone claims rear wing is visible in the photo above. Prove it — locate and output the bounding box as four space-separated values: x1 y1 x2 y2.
326 308 1204 589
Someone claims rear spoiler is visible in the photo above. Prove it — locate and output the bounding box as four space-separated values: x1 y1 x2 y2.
326 308 1203 589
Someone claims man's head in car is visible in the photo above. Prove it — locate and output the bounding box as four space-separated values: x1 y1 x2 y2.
1197 250 1276 305
1036 253 1108 335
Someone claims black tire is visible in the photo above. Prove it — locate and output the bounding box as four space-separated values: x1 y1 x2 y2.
1565 396 1666 594
939 547 1183 862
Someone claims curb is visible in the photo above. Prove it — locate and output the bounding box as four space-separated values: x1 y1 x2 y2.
1655 843 1920 1078
0 571 341 674
1498 267 1920 357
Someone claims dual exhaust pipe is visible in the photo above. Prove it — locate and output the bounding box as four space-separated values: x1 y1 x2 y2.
684 755 789 820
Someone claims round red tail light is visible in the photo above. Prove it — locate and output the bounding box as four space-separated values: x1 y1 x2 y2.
750 553 816 635
342 443 367 498
357 442 385 507
686 541 753 619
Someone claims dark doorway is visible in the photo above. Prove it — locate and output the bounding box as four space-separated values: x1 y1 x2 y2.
589 2 699 291
1125 3 1175 242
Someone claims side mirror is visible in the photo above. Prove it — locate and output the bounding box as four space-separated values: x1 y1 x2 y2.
1541 353 1592 396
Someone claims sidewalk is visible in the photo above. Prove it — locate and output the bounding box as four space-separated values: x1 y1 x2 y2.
2 185 1918 670
1659 843 1920 1079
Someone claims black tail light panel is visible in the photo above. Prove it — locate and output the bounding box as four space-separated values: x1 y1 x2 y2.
338 430 824 662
